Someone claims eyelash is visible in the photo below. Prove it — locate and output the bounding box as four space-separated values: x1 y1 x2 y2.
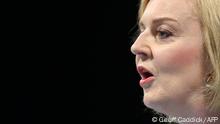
156 29 173 39
132 27 173 42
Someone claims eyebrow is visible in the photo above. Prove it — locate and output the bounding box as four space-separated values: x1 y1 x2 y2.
138 17 179 30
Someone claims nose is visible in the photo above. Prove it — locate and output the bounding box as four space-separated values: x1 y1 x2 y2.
130 34 152 60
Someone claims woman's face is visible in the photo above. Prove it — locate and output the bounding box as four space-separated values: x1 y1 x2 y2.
131 0 205 116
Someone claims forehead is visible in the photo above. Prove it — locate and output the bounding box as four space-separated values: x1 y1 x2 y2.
140 0 198 24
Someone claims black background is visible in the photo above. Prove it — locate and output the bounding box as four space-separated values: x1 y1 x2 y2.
91 0 157 123
15 0 163 124
90 0 161 123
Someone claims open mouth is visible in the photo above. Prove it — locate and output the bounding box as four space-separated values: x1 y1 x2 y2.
142 71 154 79
137 66 154 79
137 66 155 88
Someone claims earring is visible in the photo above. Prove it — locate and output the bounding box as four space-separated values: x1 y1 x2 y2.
206 72 214 87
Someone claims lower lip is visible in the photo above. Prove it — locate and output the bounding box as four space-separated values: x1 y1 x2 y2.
139 76 155 88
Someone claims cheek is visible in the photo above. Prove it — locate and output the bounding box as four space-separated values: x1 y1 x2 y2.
154 45 202 72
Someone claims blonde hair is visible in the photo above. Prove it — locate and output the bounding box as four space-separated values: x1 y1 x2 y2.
138 0 220 112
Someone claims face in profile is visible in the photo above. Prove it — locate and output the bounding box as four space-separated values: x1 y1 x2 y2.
131 0 205 117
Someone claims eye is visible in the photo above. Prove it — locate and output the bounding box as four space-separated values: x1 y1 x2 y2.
157 30 172 39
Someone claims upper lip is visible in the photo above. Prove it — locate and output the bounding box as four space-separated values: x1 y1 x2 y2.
137 66 154 79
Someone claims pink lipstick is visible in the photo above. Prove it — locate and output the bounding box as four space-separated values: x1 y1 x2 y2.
139 76 155 88
137 66 155 88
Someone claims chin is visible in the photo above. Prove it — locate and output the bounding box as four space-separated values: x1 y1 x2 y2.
143 91 176 116
144 100 174 117
143 94 165 111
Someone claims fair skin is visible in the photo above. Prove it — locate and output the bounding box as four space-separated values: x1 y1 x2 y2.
130 0 216 123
